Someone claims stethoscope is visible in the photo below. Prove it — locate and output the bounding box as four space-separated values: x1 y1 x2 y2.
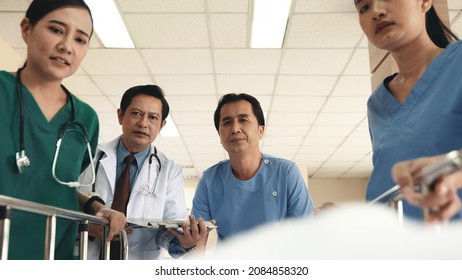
144 148 162 195
92 146 162 196
15 66 96 188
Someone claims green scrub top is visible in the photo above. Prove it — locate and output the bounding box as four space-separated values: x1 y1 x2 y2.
0 71 99 259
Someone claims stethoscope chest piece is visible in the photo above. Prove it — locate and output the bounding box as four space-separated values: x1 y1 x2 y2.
16 150 30 173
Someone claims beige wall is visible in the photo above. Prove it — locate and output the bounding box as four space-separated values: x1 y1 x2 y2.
0 38 23 71
308 178 367 207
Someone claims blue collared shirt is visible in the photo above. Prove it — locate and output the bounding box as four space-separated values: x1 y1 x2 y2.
116 138 150 189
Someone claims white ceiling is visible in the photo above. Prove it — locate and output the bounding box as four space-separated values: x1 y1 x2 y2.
1 0 462 179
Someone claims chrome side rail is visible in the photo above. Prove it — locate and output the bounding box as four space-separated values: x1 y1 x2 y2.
367 150 462 223
0 195 128 260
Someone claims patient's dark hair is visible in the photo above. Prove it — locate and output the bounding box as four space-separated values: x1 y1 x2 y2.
214 93 265 131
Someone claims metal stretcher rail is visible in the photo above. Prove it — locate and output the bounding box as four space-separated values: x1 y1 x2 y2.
367 150 462 224
0 194 128 260
366 185 405 224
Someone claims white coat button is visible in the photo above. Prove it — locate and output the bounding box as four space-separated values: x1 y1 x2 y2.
272 191 277 197
264 159 269 164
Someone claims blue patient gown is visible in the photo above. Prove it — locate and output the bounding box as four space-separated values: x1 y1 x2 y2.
192 153 314 240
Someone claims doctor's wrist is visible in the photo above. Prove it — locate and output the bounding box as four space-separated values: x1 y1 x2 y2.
168 238 197 258
84 195 105 215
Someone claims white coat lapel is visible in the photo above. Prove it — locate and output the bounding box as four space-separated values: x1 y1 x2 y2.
98 138 120 195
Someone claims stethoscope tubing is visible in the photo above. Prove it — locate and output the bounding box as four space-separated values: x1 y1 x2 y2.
15 66 96 188
92 146 162 196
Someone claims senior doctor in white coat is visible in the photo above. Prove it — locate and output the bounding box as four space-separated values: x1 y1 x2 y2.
79 84 210 260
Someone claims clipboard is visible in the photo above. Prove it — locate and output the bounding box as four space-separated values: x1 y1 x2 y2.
128 219 216 229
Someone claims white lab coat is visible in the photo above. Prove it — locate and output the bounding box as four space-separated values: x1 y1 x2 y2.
79 136 187 260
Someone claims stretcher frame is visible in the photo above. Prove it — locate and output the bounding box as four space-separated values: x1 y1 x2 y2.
0 194 128 260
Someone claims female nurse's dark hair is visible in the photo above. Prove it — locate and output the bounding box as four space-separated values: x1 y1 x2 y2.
25 0 94 36
120 85 170 122
426 6 458 48
213 93 265 131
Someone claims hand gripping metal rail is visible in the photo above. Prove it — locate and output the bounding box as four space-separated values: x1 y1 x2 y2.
367 150 462 223
0 195 128 260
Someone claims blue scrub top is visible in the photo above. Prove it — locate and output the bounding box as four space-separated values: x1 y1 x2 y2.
366 40 462 219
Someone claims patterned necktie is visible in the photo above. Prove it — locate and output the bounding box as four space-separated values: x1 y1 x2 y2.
111 154 135 214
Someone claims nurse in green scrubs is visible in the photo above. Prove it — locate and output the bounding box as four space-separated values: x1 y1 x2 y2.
0 0 126 259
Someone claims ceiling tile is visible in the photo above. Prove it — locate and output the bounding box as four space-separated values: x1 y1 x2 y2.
207 0 249 12
210 14 248 48
302 136 344 147
216 75 275 95
286 14 362 48
214 49 281 74
294 0 356 12
280 49 353 75
331 76 373 96
154 136 186 147
448 0 462 10
79 95 117 112
267 112 317 126
264 125 309 137
126 14 209 48
262 146 300 156
322 96 368 113
64 75 103 96
188 145 223 154
335 145 372 155
154 75 216 95
142 49 213 74
307 126 355 137
297 145 338 154
271 96 326 112
343 48 372 75
93 75 154 98
275 75 337 96
450 12 462 34
314 113 366 126
82 49 148 75
250 95 272 112
168 95 217 112
172 111 215 126
182 136 221 147
177 125 217 136
191 153 227 163
359 35 369 48
349 125 370 138
263 136 304 146
328 151 367 162
342 136 373 147
118 0 205 13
